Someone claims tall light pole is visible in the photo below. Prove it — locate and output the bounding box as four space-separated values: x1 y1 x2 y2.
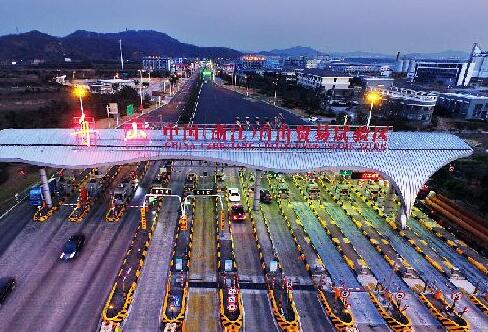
273 76 278 106
138 69 144 111
73 85 88 117
245 75 249 97
366 91 381 128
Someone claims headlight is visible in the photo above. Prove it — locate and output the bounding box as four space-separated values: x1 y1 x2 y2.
69 252 76 258
60 253 65 259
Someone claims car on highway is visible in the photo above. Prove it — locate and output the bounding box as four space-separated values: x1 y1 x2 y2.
60 234 85 261
307 116 318 123
228 188 241 202
0 277 15 305
260 189 272 203
230 204 246 222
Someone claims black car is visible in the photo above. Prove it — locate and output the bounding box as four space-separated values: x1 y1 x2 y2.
260 189 272 203
0 277 15 304
60 234 85 261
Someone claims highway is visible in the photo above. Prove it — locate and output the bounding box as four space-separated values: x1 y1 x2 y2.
258 179 333 332
349 189 488 330
123 161 188 331
193 81 304 124
284 177 388 331
0 162 159 331
225 168 277 331
318 182 441 330
185 172 219 331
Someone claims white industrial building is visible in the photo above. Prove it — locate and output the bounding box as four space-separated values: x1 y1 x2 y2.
470 43 488 81
372 86 438 123
437 92 488 120
296 69 351 91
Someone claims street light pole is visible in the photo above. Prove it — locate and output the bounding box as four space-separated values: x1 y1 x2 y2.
367 102 373 128
365 91 381 128
138 70 144 111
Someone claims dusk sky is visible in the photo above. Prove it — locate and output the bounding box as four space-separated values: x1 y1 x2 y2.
1 0 487 54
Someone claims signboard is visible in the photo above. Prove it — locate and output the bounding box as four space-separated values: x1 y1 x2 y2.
150 187 172 195
107 103 119 115
339 170 352 177
270 260 278 272
154 124 390 152
193 188 214 195
175 258 183 271
127 104 135 116
224 259 233 272
352 172 380 180
341 289 350 299
451 292 462 301
396 291 405 301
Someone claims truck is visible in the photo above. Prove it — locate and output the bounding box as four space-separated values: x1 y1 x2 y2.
29 179 57 207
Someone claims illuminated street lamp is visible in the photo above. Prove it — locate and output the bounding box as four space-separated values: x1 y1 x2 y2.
73 85 88 116
365 91 381 128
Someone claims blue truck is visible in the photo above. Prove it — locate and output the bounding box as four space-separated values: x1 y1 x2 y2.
29 179 57 207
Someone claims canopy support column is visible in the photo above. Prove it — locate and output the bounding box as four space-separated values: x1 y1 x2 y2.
253 169 262 211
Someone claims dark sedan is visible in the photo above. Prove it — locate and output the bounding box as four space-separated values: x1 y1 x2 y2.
60 234 85 261
0 277 15 305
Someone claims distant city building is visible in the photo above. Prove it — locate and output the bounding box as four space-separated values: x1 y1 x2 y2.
329 63 379 75
360 77 395 89
284 56 307 68
437 92 488 120
296 69 351 91
142 56 172 72
264 56 283 70
238 55 266 72
373 86 438 123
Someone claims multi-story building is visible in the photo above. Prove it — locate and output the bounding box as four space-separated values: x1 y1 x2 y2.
142 56 173 72
238 55 266 72
470 43 488 82
437 92 488 120
296 69 351 91
360 77 395 89
372 86 438 123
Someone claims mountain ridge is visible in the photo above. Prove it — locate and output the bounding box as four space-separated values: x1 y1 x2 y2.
0 30 242 61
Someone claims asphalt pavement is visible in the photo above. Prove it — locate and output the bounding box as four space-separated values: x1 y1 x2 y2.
0 163 159 332
193 82 305 125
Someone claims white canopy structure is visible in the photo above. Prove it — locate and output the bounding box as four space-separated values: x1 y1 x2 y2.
0 128 472 220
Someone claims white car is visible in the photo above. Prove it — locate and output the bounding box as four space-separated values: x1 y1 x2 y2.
228 188 241 202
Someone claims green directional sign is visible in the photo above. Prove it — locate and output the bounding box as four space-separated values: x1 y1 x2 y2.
339 170 352 177
127 104 134 116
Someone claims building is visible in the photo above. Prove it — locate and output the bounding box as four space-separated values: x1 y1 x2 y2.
142 56 173 72
264 56 283 70
470 43 488 82
360 77 395 89
437 92 488 120
296 69 351 91
373 86 438 123
89 79 135 94
238 55 266 72
395 58 474 87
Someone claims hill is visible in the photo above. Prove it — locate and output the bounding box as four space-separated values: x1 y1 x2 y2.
258 46 326 57
0 30 242 62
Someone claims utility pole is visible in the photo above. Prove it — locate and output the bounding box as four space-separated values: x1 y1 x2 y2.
119 39 124 71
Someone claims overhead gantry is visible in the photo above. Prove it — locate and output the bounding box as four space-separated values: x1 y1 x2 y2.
0 127 472 227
